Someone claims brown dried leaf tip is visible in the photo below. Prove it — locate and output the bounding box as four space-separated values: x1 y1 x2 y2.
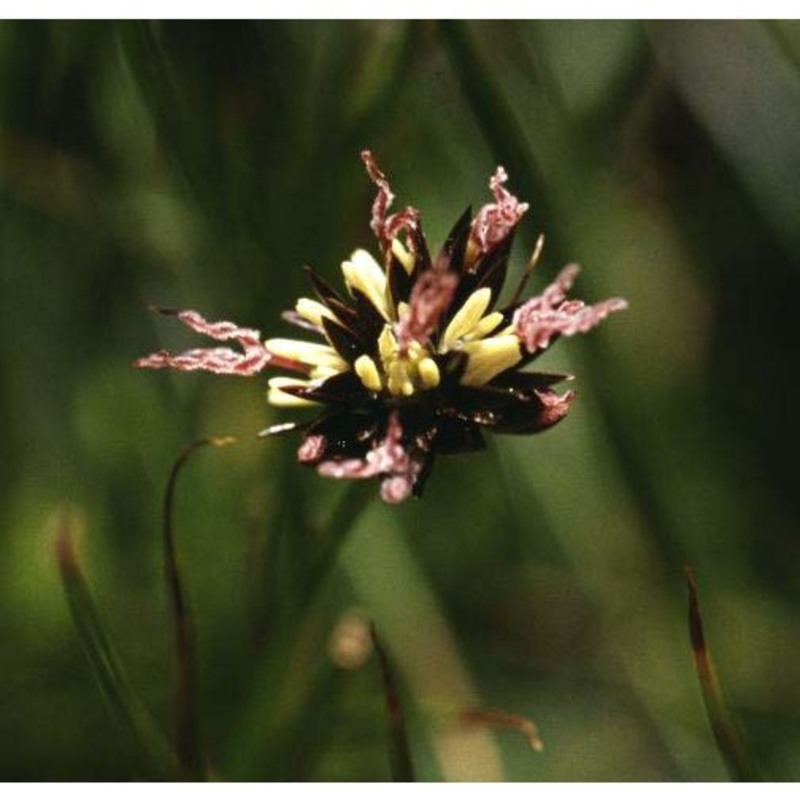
135 152 627 503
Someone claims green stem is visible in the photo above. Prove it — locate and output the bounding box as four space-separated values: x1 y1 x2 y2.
163 436 236 779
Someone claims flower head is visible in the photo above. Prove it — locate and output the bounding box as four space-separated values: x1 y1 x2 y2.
135 152 627 503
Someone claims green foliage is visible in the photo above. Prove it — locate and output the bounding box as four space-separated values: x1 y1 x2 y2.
55 512 179 779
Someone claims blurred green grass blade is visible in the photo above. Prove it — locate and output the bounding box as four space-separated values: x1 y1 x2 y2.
371 624 415 782
301 481 374 614
225 480 372 778
162 436 236 779
442 19 682 572
344 21 419 145
439 20 557 251
341 510 504 781
685 568 761 781
55 514 180 780
763 20 800 74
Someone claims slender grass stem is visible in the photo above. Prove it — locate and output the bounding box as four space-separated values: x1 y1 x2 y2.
685 567 760 781
371 624 415 782
163 436 236 779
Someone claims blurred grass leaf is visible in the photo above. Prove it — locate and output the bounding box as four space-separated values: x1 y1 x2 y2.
55 511 180 780
685 567 761 781
225 480 373 779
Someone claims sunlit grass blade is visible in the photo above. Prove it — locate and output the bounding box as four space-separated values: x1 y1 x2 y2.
55 512 180 780
163 436 237 779
685 567 761 781
371 624 415 782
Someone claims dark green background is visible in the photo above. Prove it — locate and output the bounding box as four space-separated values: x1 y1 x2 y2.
2 20 800 781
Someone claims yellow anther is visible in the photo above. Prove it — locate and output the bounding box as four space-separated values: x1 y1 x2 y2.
374 322 443 396
378 325 397 361
460 335 523 387
386 361 410 396
265 338 347 371
309 365 341 381
341 249 391 320
407 340 423 359
391 238 415 274
417 357 441 389
463 311 504 342
295 297 334 329
354 354 383 392
267 377 318 407
441 287 492 351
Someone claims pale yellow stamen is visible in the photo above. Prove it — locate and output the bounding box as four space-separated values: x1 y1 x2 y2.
341 249 391 321
265 338 347 372
267 377 318 407
387 360 414 396
440 287 492 351
463 311 504 342
406 340 423 360
295 297 335 329
378 325 397 362
417 357 441 389
366 323 438 396
354 354 383 392
309 365 342 381
460 335 523 387
391 238 415 274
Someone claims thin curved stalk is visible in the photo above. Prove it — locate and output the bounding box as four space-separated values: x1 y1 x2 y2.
163 436 236 779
